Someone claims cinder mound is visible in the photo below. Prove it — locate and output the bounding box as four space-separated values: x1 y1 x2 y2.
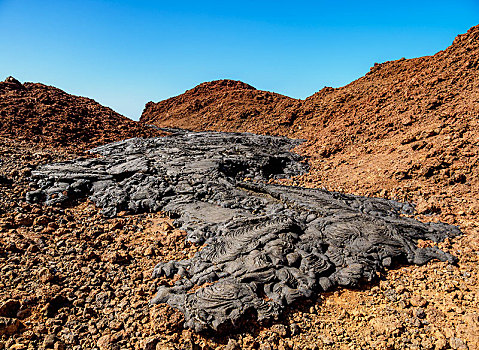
142 25 479 141
0 76 162 147
141 79 300 133
27 131 461 332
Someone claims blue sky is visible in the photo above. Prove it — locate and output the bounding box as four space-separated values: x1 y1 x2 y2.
1 1 478 120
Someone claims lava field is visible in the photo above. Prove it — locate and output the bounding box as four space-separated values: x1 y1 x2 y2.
27 130 461 332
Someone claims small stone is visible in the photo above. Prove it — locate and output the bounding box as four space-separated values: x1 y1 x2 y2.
145 246 155 256
43 334 56 348
435 337 447 350
140 337 158 350
16 308 31 319
290 323 300 336
259 343 272 350
60 330 78 345
14 213 33 226
278 342 291 350
54 342 66 350
38 267 54 283
101 251 129 264
0 317 22 336
43 295 69 318
410 295 427 307
149 304 184 335
449 337 467 350
26 244 39 253
421 337 434 350
370 316 402 335
0 299 20 317
33 215 50 226
97 334 112 350
161 222 174 231
47 221 59 230
271 324 288 337
414 307 426 319
225 339 240 350
321 336 334 345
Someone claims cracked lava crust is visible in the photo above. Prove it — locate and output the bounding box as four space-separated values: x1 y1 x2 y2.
27 130 461 332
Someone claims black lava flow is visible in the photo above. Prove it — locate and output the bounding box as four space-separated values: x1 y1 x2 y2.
27 130 461 332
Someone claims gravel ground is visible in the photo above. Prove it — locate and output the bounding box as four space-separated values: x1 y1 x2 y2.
0 138 477 350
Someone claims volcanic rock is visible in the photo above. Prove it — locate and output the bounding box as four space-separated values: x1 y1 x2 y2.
0 300 20 318
28 130 461 332
0 317 22 336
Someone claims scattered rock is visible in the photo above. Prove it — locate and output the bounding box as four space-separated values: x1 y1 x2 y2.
1 23 479 350
43 334 56 348
0 317 22 336
410 295 427 307
0 299 20 318
38 267 54 283
225 339 240 350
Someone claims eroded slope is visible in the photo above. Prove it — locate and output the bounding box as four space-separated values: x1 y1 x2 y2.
0 77 162 147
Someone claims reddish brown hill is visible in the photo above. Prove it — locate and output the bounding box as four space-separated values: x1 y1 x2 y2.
141 25 479 222
142 26 479 140
0 77 162 148
141 79 300 133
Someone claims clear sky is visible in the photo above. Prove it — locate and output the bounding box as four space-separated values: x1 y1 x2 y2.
1 1 478 120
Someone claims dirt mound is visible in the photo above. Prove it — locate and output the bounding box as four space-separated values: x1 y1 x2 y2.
141 24 479 220
142 26 479 139
141 79 300 132
0 77 162 148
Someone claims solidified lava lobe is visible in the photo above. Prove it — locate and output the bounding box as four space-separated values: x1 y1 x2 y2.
27 130 461 332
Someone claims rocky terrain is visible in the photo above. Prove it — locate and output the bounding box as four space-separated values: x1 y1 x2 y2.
0 77 163 148
138 24 477 348
0 24 478 350
26 131 460 334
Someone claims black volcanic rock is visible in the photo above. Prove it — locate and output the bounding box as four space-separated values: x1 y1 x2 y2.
27 130 461 332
